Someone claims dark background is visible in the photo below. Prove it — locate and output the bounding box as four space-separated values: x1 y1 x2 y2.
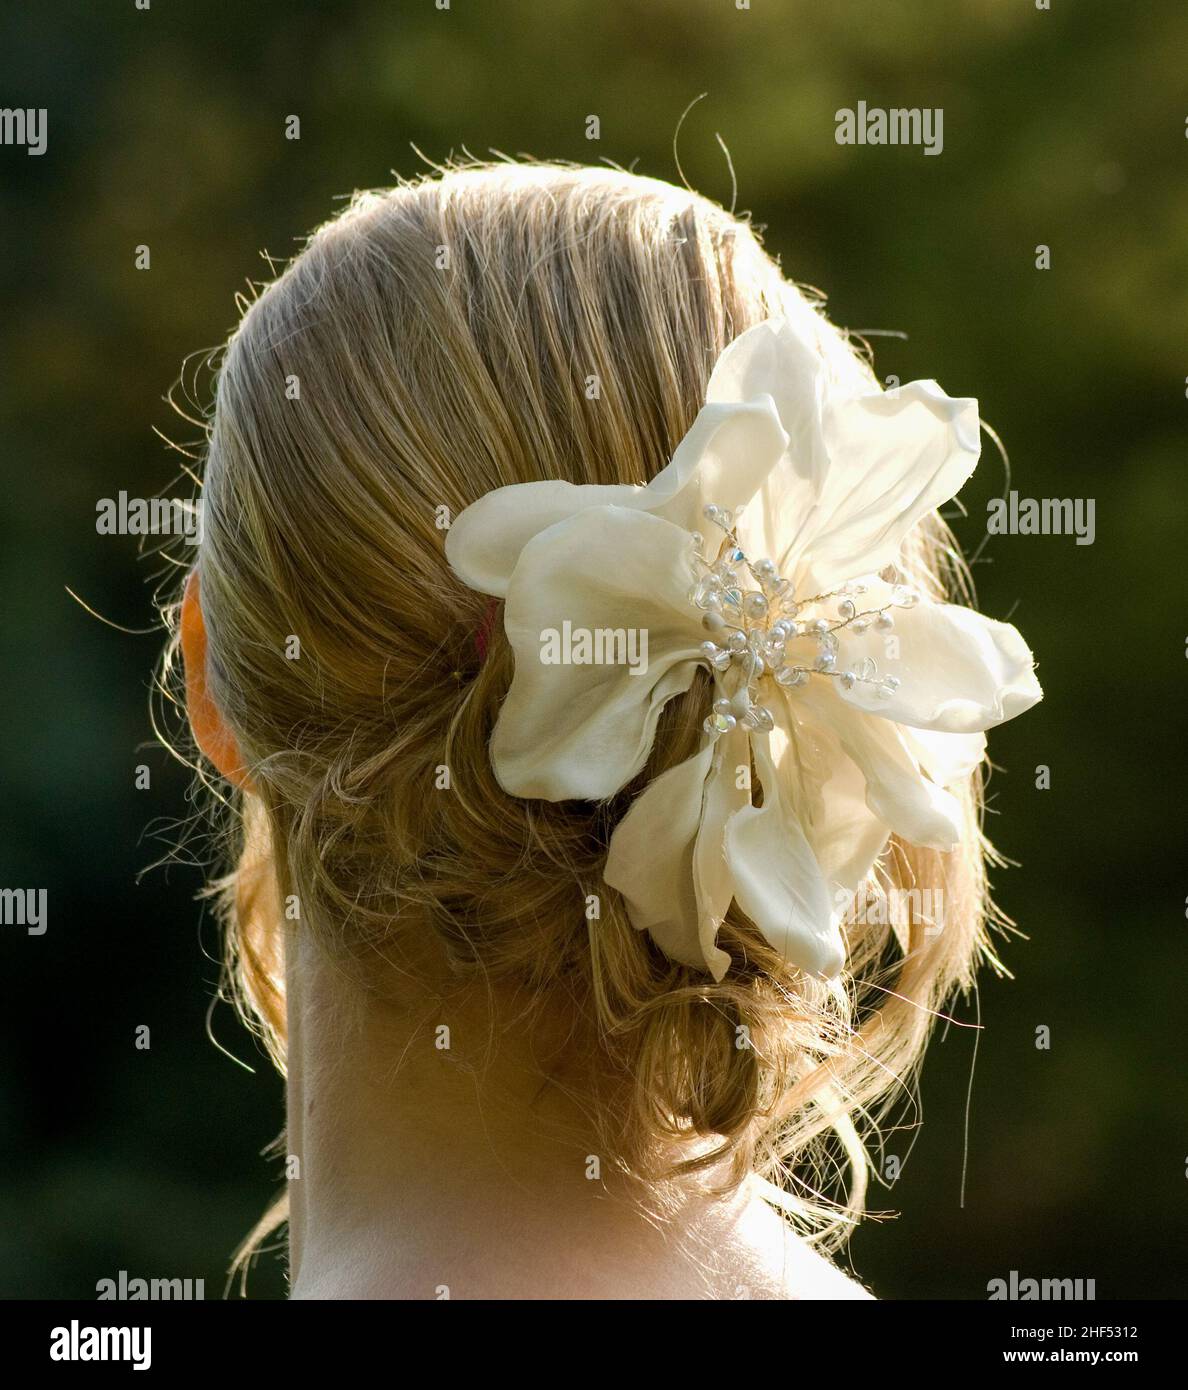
1 0 1184 1300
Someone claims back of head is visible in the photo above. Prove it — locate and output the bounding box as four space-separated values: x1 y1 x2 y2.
178 161 988 1242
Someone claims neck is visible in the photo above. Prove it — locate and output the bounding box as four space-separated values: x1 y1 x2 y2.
282 928 759 1299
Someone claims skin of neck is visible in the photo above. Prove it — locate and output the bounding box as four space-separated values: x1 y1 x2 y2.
281 922 794 1300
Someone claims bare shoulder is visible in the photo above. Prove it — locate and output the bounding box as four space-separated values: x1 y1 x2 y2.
692 1185 875 1301
289 1182 875 1301
772 1232 875 1301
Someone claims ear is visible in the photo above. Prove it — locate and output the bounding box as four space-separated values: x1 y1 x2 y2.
181 570 252 791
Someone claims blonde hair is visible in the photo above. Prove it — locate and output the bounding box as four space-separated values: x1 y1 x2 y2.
162 160 998 1266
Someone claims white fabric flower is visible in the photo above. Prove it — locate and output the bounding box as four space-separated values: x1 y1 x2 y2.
446 316 1041 982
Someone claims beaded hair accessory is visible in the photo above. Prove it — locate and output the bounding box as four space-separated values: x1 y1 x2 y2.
447 315 1041 981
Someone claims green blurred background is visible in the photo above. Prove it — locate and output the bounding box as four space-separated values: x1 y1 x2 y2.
1 0 1184 1299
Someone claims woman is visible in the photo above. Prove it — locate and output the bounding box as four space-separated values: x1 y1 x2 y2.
169 161 1040 1299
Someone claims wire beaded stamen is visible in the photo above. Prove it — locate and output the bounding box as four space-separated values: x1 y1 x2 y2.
690 503 916 738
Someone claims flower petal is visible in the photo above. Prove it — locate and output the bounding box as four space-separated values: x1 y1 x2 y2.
902 726 986 787
706 316 829 484
707 317 830 565
446 396 787 598
724 728 844 979
446 479 638 598
789 382 981 592
836 601 1043 733
778 692 891 893
644 398 789 534
604 728 749 981
798 680 963 851
492 506 704 800
693 726 752 958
